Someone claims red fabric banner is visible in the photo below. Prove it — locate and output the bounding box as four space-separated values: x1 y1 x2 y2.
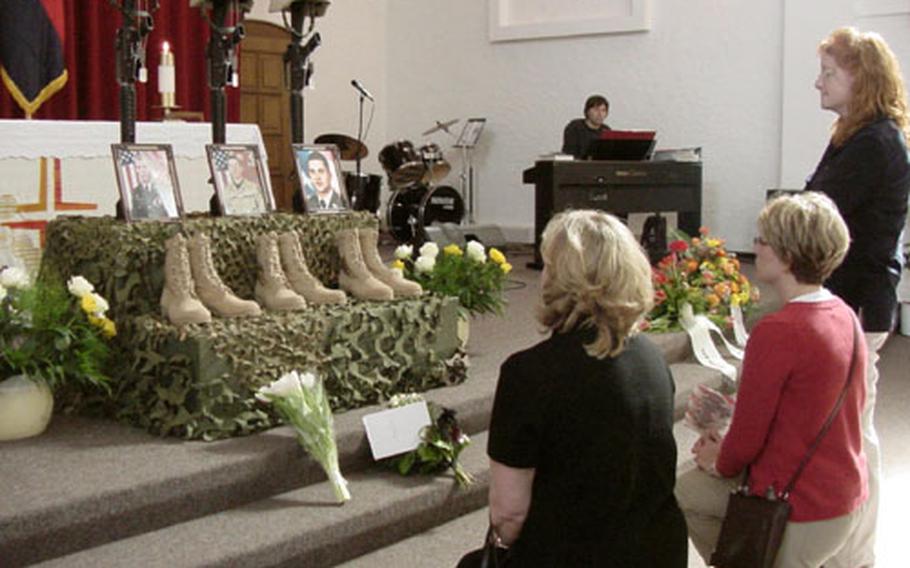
0 1 240 124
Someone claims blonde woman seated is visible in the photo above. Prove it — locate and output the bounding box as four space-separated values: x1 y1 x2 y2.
462 210 687 566
676 192 869 567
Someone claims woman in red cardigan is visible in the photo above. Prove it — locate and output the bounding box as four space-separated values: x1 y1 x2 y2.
676 192 869 567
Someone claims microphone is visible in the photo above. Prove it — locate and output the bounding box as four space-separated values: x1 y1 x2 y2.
351 79 374 101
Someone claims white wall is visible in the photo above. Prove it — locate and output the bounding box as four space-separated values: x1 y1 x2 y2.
385 0 784 249
247 1 910 251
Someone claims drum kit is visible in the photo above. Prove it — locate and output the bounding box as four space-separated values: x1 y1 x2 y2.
315 119 469 244
380 119 466 243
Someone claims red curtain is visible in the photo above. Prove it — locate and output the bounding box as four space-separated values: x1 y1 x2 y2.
0 1 240 122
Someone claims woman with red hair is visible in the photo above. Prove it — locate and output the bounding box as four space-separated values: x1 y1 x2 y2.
805 27 910 568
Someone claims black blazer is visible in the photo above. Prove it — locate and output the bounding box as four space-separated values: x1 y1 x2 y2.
805 117 910 331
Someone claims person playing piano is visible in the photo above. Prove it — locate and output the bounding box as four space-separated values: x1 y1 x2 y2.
561 94 611 159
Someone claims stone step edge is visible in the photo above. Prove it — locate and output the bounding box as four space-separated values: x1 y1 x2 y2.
4 360 726 566
37 432 496 568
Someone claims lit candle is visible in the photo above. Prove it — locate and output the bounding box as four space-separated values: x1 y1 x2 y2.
158 41 176 108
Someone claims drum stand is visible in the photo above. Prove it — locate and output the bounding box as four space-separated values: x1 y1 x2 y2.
458 145 476 224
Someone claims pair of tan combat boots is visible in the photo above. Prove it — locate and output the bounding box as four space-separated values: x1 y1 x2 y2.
335 227 423 301
161 228 420 326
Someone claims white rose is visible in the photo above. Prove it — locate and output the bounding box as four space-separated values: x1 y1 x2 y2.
67 275 95 297
91 293 110 315
394 244 413 260
256 370 304 401
0 267 29 289
298 371 317 390
466 240 486 262
418 242 439 259
414 255 436 274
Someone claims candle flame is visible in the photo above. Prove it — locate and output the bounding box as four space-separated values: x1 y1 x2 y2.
162 41 170 54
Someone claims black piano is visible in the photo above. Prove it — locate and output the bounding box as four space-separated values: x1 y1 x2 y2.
523 160 702 268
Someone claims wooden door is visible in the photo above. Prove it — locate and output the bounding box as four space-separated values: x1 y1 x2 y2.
240 21 294 210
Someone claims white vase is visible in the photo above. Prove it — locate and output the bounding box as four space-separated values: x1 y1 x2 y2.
0 374 54 441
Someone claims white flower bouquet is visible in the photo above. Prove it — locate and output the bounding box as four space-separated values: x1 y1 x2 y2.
256 370 351 503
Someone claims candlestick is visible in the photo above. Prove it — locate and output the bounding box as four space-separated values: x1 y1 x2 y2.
158 41 176 109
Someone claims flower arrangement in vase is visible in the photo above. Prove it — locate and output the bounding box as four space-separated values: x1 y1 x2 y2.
645 228 759 333
0 268 115 440
391 241 512 317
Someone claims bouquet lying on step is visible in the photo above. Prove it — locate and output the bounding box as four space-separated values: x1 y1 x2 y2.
256 370 351 503
385 393 474 488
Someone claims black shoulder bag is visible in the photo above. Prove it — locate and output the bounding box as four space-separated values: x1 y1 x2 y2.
710 322 860 568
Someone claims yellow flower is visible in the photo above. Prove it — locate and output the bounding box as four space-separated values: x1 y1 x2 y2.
706 238 721 248
391 259 405 271
489 248 506 265
443 244 463 256
101 318 117 338
500 262 512 274
81 294 98 314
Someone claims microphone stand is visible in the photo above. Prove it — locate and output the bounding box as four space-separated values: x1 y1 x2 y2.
355 92 365 178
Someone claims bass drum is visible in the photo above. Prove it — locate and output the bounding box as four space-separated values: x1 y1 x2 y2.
386 184 465 244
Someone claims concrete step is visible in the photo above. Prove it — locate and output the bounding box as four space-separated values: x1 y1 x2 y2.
35 432 493 568
1 335 726 566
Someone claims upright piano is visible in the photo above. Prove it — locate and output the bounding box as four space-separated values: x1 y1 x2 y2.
523 159 702 268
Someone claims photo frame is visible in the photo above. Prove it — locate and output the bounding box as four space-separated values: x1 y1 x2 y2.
111 143 183 222
205 144 274 216
292 144 349 213
489 0 651 43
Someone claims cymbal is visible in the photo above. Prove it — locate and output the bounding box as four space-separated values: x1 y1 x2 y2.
314 133 368 160
421 119 459 136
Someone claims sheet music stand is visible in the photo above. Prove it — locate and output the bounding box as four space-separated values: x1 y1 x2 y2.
454 118 485 223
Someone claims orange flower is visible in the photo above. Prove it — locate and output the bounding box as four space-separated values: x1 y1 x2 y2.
731 281 740 293
706 293 721 307
691 237 701 246
713 283 730 297
686 260 699 273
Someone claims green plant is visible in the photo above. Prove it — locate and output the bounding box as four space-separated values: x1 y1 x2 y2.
0 268 115 391
392 241 512 317
645 228 759 333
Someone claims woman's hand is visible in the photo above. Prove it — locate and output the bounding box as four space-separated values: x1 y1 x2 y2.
692 432 723 476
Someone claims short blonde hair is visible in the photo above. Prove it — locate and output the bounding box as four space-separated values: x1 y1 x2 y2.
537 210 654 359
758 192 850 284
819 27 910 146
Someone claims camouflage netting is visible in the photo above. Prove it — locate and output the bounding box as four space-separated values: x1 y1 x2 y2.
42 213 465 440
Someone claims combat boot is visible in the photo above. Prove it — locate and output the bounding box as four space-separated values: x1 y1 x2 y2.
358 227 422 298
255 232 307 311
161 233 212 325
278 231 347 304
336 228 394 301
187 233 261 317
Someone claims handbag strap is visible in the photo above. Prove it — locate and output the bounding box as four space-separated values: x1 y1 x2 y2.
746 318 861 500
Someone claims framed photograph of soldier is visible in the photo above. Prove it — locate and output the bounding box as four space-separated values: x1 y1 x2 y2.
111 143 183 222
206 144 274 216
292 144 349 213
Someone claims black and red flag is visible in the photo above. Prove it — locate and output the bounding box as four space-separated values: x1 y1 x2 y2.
0 0 67 118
